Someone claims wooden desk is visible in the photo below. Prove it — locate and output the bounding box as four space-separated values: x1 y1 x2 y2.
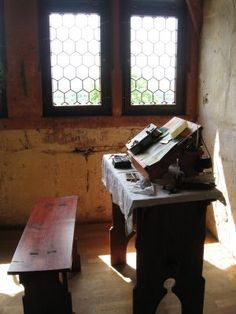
102 155 223 314
8 195 80 314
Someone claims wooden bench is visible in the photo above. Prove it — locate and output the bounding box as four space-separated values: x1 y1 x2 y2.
8 195 81 314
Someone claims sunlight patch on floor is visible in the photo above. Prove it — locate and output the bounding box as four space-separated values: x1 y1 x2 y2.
204 242 236 270
126 252 136 269
0 264 23 296
99 241 236 274
99 252 136 283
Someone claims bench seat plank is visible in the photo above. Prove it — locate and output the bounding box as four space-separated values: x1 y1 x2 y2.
8 195 78 274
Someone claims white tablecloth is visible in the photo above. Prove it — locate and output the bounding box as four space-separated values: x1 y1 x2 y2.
102 154 223 234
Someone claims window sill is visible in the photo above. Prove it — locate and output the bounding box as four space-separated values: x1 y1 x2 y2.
0 114 196 130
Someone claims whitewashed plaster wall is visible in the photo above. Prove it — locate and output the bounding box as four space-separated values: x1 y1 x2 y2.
199 0 236 255
0 127 141 225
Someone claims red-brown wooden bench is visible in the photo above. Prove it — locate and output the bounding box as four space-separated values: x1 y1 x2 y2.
8 195 81 314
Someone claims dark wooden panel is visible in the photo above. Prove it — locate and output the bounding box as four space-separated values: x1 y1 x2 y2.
8 195 78 274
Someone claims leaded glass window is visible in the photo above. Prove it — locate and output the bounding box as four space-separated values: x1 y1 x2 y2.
131 16 178 106
39 0 111 116
50 13 101 107
121 0 187 115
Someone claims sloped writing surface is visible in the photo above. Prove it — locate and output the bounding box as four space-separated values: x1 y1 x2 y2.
130 117 201 168
127 117 202 180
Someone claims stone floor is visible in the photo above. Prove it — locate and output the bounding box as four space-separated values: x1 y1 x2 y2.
1 223 236 314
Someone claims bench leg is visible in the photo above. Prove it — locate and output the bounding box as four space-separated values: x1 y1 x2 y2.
19 271 73 314
72 236 81 272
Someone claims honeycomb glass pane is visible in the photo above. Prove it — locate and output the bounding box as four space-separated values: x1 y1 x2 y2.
154 90 164 103
88 40 100 55
78 90 89 104
83 78 95 92
166 17 177 31
71 78 82 92
154 66 165 80
77 65 88 80
148 78 158 92
63 39 75 54
131 90 142 104
154 42 165 56
51 39 62 54
165 67 175 80
51 65 63 80
88 14 100 28
136 54 147 68
95 79 100 90
53 90 64 106
65 91 76 104
82 27 94 41
166 42 176 56
131 16 142 30
83 53 94 67
70 53 82 67
148 54 158 68
62 14 75 28
57 26 69 41
165 90 175 104
142 90 152 103
136 78 147 92
89 65 100 80
143 17 154 31
142 41 153 56
159 78 170 92
50 14 62 28
50 27 56 40
131 15 178 105
142 66 153 80
57 52 70 67
75 14 87 28
154 17 165 31
52 79 58 92
51 54 57 67
131 66 142 78
64 65 76 80
49 13 101 106
131 79 135 92
58 78 70 93
89 89 101 104
148 29 159 43
160 29 171 43
69 26 81 41
160 54 170 68
131 41 142 55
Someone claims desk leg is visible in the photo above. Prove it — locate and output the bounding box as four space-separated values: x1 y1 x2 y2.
110 203 135 266
19 271 73 314
133 202 208 314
